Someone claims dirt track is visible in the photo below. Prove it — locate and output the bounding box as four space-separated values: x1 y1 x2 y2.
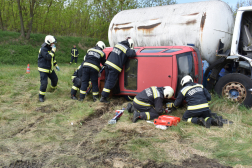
1 98 232 168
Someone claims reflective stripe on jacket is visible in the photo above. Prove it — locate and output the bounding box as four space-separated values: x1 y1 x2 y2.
134 86 164 113
105 40 136 72
38 43 56 73
174 82 211 112
71 48 79 57
83 46 106 71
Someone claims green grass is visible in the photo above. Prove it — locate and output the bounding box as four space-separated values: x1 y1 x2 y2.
1 32 252 167
0 65 252 167
0 30 109 65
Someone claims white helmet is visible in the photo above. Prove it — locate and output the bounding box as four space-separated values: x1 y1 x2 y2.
96 41 106 50
45 35 57 45
181 75 193 86
128 38 134 49
163 86 174 99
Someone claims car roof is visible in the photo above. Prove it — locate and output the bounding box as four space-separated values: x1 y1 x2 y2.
103 45 194 54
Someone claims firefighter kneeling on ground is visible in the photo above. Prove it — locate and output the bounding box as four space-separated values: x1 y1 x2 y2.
127 86 174 123
170 75 223 128
70 59 85 100
38 35 60 102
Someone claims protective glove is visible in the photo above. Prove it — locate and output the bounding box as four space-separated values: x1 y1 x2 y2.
52 45 56 52
56 65 60 71
166 102 174 109
164 108 172 114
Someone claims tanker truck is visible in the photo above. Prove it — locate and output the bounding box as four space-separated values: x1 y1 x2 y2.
102 0 252 107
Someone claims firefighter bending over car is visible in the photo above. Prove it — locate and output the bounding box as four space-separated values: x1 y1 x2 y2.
127 86 174 123
38 35 60 102
169 75 223 128
79 41 106 102
100 37 136 103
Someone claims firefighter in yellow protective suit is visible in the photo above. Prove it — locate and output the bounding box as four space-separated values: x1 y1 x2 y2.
38 35 60 102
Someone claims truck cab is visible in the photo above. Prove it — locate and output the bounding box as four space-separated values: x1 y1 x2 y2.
208 6 252 107
99 46 202 98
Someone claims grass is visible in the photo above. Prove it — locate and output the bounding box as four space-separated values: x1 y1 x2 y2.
0 65 252 167
0 30 109 65
1 31 252 167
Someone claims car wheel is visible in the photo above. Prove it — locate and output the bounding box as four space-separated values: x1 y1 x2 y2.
214 73 252 107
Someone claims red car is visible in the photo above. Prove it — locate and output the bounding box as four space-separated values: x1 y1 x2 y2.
99 45 202 98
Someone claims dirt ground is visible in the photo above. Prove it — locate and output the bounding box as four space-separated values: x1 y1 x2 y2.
1 98 233 168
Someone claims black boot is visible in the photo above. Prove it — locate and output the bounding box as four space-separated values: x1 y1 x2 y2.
126 103 134 113
79 98 84 102
132 111 141 123
47 87 57 92
205 118 211 128
100 96 109 103
197 117 211 128
93 95 99 102
39 97 44 102
211 118 223 127
71 95 78 100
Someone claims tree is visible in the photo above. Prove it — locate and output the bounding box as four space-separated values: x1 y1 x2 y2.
16 0 40 39
26 0 37 39
231 0 252 17
17 0 25 37
2 0 178 38
0 0 4 30
137 0 176 8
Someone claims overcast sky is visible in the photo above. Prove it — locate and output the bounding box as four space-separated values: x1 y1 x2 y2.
176 0 238 8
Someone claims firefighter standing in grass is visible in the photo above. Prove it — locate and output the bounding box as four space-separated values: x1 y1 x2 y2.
127 86 174 123
170 75 223 128
38 35 60 102
79 41 106 102
70 45 79 65
100 38 136 103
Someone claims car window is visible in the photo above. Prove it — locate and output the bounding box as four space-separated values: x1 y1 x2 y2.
124 58 138 90
176 52 194 97
163 49 182 53
140 48 167 53
134 49 140 52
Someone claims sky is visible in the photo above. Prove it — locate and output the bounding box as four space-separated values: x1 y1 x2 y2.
177 0 238 8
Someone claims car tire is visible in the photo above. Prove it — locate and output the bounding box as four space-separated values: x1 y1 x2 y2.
214 73 252 107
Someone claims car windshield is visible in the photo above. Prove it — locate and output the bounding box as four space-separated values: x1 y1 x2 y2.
176 52 194 97
124 58 138 90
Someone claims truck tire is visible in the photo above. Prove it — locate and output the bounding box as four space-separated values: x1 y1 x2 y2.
214 73 252 107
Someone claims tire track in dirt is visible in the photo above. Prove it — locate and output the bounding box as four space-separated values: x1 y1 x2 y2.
4 99 233 168
10 116 44 137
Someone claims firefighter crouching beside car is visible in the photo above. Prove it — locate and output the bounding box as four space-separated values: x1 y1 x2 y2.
79 41 106 102
38 35 60 102
127 86 174 123
100 38 136 103
70 60 85 100
170 75 223 128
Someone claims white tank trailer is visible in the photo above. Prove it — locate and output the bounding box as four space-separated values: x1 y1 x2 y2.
108 0 234 64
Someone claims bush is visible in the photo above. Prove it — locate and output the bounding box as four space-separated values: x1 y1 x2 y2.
0 30 109 65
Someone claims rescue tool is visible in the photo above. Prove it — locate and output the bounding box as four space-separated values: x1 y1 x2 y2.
154 115 180 127
108 108 125 124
